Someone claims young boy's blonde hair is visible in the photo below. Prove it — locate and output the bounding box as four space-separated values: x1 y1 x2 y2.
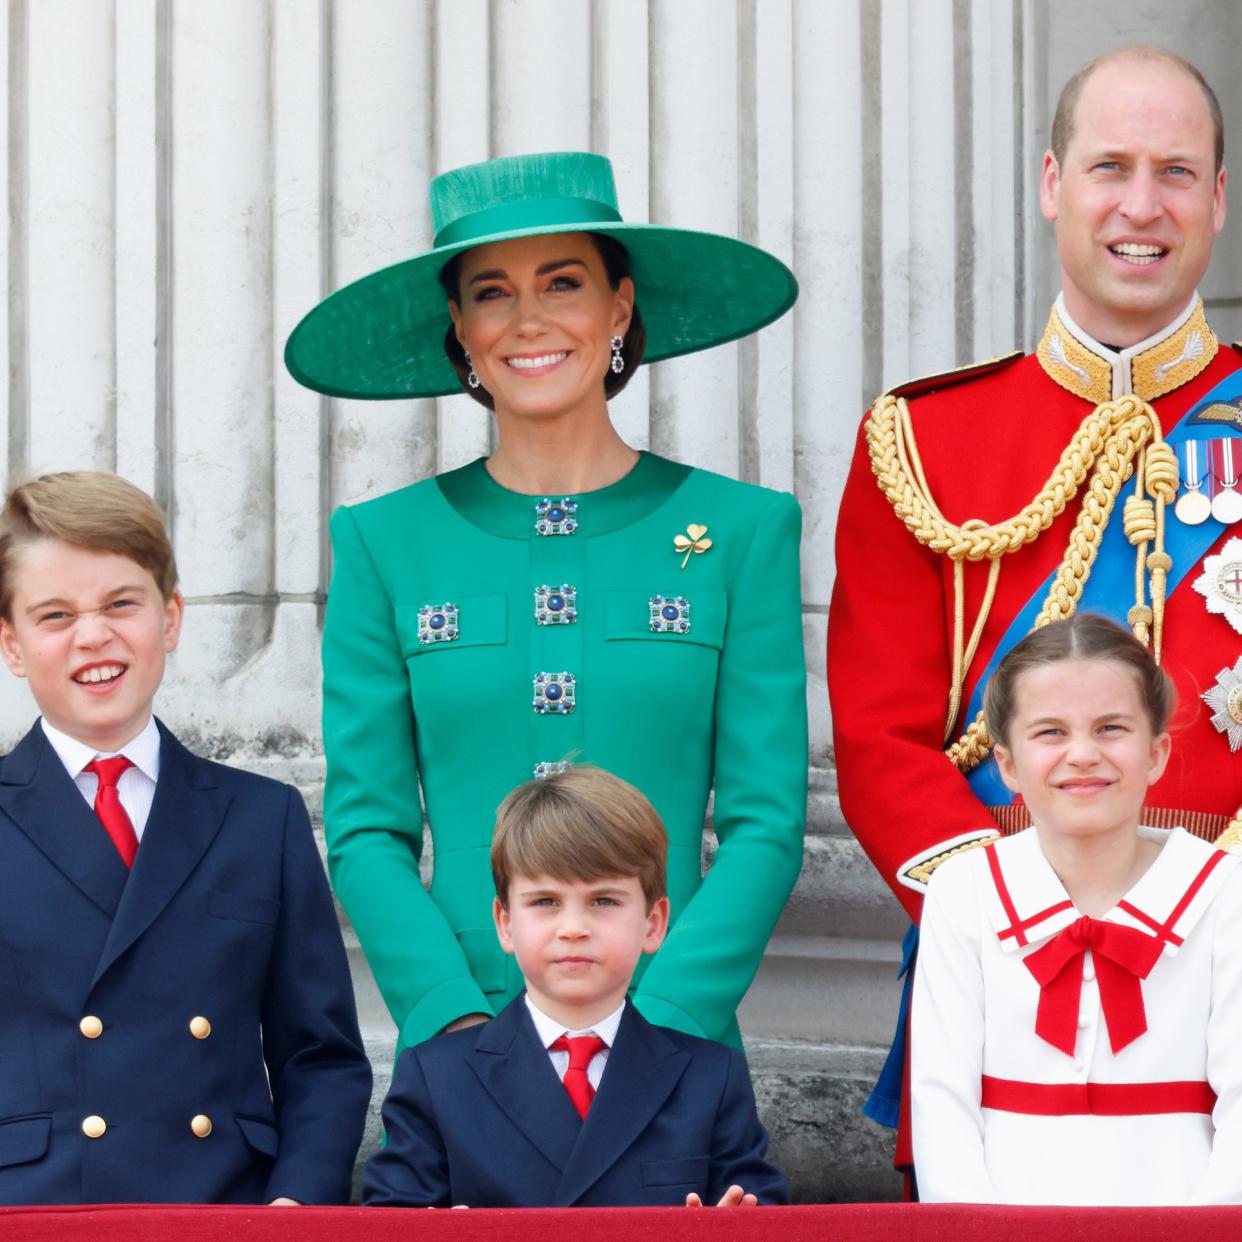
0 472 178 618
491 766 667 910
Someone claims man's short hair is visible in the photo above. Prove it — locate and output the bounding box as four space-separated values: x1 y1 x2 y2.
491 766 667 910
0 471 179 618
1051 45 1224 173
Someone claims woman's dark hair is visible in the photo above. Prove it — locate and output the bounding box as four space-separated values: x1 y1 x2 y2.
983 613 1176 747
437 232 647 411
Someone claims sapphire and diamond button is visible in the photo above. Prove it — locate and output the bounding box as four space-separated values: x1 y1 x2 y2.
535 497 578 536
533 672 576 714
534 760 571 780
649 595 691 634
535 584 577 626
417 602 459 645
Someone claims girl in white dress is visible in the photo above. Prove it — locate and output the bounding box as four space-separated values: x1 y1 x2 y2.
912 613 1242 1205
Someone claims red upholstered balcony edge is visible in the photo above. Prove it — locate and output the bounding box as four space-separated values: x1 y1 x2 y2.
1 1203 1241 1240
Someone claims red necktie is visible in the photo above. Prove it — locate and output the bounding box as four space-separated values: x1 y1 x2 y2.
1022 915 1164 1056
550 1034 607 1119
85 757 138 868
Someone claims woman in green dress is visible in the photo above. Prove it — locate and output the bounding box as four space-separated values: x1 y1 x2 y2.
286 151 807 1054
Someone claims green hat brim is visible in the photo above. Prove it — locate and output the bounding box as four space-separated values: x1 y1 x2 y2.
284 221 798 400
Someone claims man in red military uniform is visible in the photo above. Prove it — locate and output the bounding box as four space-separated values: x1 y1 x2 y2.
831 48 1241 924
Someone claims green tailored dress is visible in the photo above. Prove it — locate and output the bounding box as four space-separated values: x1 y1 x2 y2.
322 452 807 1055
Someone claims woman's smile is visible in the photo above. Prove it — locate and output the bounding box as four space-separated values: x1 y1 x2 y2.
505 350 571 374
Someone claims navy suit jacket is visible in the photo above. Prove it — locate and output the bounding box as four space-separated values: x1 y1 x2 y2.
0 719 371 1205
363 995 788 1207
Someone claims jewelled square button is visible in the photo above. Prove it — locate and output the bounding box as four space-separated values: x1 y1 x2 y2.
649 595 690 634
535 497 578 536
535 584 578 625
533 671 576 714
418 602 459 644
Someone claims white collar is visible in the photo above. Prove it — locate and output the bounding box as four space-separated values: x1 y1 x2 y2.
524 993 626 1049
983 826 1235 958
41 714 162 784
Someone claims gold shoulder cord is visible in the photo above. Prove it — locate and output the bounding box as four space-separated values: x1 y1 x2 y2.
866 391 1177 773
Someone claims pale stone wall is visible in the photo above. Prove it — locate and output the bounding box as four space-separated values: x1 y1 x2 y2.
1 0 1238 1202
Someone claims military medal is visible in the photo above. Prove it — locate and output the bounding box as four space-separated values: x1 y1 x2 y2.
1175 440 1212 526
1211 440 1242 525
1203 656 1242 752
1192 536 1242 634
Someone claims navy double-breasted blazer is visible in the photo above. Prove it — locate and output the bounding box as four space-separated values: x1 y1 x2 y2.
0 719 371 1205
363 995 788 1207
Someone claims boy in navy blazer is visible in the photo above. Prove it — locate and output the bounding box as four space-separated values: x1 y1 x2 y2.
364 766 788 1208
0 471 371 1205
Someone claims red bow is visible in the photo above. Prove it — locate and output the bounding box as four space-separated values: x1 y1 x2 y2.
1022 916 1164 1056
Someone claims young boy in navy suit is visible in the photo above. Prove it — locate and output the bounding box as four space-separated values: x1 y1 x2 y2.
364 766 788 1208
0 471 371 1205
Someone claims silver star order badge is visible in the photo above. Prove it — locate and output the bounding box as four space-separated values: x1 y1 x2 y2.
1192 536 1242 635
1203 656 1242 752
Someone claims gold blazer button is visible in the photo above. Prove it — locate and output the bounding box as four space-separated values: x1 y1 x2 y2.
190 1114 213 1139
189 1016 212 1040
79 1016 103 1039
81 1115 106 1139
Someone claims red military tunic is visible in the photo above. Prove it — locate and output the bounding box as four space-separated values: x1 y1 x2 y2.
829 295 1242 920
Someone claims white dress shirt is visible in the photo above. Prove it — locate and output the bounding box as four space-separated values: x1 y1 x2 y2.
41 715 161 841
525 994 625 1090
913 826 1242 1206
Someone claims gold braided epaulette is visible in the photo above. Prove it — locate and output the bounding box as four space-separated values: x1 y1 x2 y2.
868 384 1177 773
884 351 1024 402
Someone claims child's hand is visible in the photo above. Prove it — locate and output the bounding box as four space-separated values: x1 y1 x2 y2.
684 1185 758 1208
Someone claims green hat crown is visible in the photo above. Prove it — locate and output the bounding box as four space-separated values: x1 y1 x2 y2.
285 150 798 401
430 153 624 250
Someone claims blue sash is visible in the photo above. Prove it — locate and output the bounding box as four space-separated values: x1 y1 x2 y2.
965 365 1242 804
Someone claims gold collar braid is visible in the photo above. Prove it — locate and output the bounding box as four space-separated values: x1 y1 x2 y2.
866 392 1178 772
1037 299 1217 404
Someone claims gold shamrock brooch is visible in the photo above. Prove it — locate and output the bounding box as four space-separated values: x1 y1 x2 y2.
674 524 712 569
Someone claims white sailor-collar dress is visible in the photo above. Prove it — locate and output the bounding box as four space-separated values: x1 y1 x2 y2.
912 826 1242 1205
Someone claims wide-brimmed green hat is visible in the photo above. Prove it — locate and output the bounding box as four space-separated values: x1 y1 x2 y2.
284 151 798 400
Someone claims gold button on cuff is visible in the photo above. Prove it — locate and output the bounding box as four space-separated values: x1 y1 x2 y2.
79 1016 103 1039
189 1016 212 1040
190 1114 213 1139
81 1115 106 1139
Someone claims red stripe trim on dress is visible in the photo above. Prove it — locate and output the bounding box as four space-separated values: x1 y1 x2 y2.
985 844 1028 947
985 844 1074 945
1115 851 1223 949
1114 900 1177 941
981 1075 1216 1116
